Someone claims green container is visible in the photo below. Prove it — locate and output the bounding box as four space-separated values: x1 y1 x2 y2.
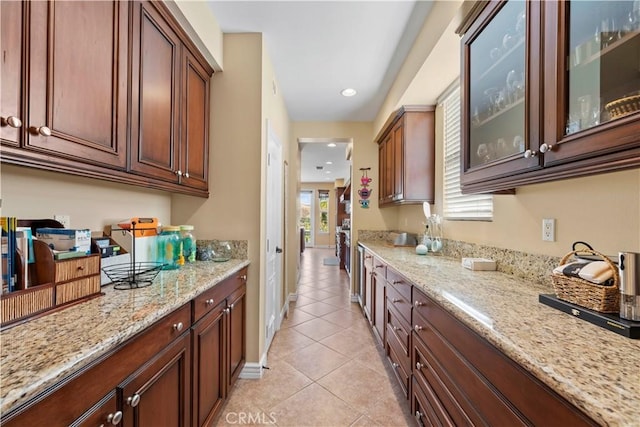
180 225 196 263
158 226 181 270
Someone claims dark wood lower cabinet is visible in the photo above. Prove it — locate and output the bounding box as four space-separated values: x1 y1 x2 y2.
120 333 191 427
1 268 248 427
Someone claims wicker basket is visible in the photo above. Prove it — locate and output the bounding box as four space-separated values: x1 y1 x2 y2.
605 93 640 120
551 249 619 313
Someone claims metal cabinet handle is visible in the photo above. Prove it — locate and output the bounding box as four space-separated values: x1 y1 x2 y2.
416 362 425 370
1 116 22 128
539 143 555 153
224 308 230 315
176 170 183 176
106 410 123 425
205 298 215 306
415 410 423 421
30 125 51 136
184 172 190 178
77 265 84 271
365 255 372 259
127 393 140 407
375 264 384 269
523 149 538 158
392 280 402 285
173 322 183 332
229 303 235 311
391 298 401 303
414 325 423 332
239 274 247 281
414 301 424 307
391 362 399 369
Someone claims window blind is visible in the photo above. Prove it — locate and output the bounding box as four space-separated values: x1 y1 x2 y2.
441 86 493 220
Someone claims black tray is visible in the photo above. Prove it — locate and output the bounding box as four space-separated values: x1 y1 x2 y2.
539 294 640 339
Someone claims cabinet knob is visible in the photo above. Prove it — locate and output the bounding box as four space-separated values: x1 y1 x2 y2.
126 393 141 407
30 125 51 136
414 325 424 332
391 362 399 369
539 143 555 153
239 274 247 282
176 170 183 176
229 303 235 311
416 362 425 370
392 325 400 331
414 301 424 307
224 308 230 315
77 265 84 271
1 116 22 128
106 411 123 425
172 322 184 332
184 172 190 178
415 410 423 421
205 298 215 306
523 149 538 158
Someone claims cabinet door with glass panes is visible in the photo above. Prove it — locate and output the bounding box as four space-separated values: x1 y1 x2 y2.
542 0 640 169
461 0 543 192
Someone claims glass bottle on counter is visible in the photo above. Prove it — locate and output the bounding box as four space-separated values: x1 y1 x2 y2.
180 225 196 263
157 226 181 270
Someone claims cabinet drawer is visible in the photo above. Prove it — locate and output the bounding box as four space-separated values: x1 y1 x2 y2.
192 268 247 322
372 257 386 279
386 304 410 358
413 331 475 427
412 377 455 427
387 338 410 399
386 283 411 324
363 251 374 269
55 275 101 305
55 255 100 282
386 321 410 375
413 311 525 426
386 268 411 302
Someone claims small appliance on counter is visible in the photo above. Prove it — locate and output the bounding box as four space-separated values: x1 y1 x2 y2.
619 252 640 321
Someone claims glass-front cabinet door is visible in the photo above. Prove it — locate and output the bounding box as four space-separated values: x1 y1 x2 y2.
542 0 640 167
461 0 543 191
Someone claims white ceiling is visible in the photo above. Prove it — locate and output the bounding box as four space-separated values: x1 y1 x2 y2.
299 141 352 183
207 0 436 183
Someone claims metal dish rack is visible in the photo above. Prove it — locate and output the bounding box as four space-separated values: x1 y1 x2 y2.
102 221 164 290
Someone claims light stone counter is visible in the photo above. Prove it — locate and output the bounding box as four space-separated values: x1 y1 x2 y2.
360 241 640 427
0 259 250 416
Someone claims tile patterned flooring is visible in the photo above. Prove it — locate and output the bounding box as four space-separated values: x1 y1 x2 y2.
215 248 414 426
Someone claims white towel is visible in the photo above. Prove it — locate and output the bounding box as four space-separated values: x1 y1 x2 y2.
553 260 613 285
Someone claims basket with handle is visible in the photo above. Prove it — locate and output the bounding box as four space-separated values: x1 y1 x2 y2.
551 248 619 313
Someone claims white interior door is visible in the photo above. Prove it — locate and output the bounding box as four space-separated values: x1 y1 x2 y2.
265 121 283 352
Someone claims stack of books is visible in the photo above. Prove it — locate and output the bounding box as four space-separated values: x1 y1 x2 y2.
1 217 35 293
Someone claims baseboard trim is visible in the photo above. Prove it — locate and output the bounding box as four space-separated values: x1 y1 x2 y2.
288 292 298 302
239 352 268 379
350 294 359 303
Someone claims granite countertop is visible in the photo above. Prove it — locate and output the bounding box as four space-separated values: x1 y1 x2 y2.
0 259 250 416
359 241 640 427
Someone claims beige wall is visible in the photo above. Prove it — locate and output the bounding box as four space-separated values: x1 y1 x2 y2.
0 164 172 231
172 33 265 363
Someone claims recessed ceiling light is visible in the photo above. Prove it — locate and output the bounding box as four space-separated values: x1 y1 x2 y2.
325 170 331 174
341 88 357 97
326 161 333 165
327 143 336 147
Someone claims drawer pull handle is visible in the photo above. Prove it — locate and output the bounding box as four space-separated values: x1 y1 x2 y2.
224 308 230 315
240 274 247 281
205 298 215 306
392 326 400 331
416 362 425 370
391 298 401 303
415 410 423 421
127 393 140 407
229 303 235 311
77 265 84 271
375 264 384 269
391 362 399 369
414 301 425 307
173 322 184 332
365 255 372 259
106 411 123 425
414 325 423 332
392 280 402 285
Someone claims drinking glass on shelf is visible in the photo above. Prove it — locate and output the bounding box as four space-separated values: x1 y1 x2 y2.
578 95 592 128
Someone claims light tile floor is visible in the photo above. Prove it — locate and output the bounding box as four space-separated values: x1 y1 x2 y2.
215 248 414 426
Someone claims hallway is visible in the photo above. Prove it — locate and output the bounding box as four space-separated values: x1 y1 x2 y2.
215 248 413 426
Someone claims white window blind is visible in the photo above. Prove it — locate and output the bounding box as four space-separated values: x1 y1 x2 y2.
441 86 493 220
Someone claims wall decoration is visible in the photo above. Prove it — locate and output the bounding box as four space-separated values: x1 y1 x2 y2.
358 168 372 209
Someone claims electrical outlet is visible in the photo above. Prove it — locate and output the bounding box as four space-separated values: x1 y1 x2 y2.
54 214 70 228
542 218 555 242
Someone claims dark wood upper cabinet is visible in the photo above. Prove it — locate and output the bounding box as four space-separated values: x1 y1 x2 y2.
0 0 24 147
130 0 212 192
460 0 640 194
377 106 436 206
26 0 129 169
0 0 213 197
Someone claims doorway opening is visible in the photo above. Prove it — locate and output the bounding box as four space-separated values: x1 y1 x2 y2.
299 190 314 247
